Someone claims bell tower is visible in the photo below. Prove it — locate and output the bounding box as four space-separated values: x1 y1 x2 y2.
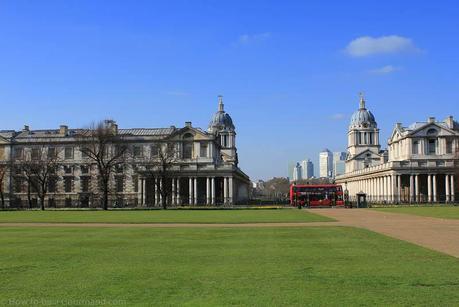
346 93 381 172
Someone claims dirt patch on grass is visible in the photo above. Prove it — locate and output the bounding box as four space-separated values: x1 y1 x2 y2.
309 209 459 258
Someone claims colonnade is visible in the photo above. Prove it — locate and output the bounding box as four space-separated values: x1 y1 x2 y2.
138 176 234 206
344 173 456 203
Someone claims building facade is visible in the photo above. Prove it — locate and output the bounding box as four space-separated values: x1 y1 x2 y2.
292 162 302 181
0 96 250 208
336 95 458 203
301 159 314 179
319 149 333 178
333 152 346 178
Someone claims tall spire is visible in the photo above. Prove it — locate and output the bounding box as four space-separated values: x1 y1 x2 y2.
218 95 224 112
359 92 366 109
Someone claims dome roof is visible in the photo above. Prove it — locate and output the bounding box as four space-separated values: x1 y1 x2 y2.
208 96 235 133
349 95 377 128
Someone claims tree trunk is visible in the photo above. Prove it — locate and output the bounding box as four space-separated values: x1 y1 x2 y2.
27 185 32 209
103 188 109 210
40 196 45 211
0 191 4 209
162 192 167 209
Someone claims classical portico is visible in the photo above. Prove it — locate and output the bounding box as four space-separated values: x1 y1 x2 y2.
136 173 244 206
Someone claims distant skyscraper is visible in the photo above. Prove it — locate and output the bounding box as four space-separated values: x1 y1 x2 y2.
333 152 346 178
288 161 296 180
301 159 314 179
319 149 333 178
292 162 302 181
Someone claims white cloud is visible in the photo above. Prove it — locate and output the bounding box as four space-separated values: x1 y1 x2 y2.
345 35 419 57
330 113 346 120
237 32 271 45
369 65 401 74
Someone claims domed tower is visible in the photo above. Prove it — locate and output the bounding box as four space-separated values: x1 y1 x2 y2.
208 96 238 164
346 93 381 172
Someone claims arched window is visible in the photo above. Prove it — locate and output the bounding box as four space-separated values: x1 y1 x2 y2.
426 129 438 155
182 133 194 159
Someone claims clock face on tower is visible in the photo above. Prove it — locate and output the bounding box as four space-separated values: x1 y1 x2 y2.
363 123 368 128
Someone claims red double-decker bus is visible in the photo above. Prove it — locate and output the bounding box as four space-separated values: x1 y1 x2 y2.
290 184 344 207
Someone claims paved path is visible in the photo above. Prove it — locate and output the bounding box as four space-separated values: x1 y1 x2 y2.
0 222 342 228
307 209 459 258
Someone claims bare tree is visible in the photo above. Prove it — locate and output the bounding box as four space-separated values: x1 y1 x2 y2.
144 142 178 209
76 120 129 210
0 163 9 209
14 146 61 210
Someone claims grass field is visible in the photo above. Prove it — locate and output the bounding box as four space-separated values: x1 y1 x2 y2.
0 209 332 224
1 226 458 306
373 206 459 219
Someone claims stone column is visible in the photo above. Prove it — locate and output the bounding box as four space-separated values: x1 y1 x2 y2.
445 175 450 203
206 177 211 205
433 175 437 203
229 177 234 205
140 178 145 206
223 177 228 204
427 175 432 203
372 178 375 201
451 175 455 202
409 175 414 203
370 179 373 202
397 175 402 203
154 178 159 206
189 177 193 205
392 174 397 204
176 178 181 205
159 178 163 205
379 177 383 202
194 177 198 205
387 175 394 203
381 177 385 202
415 175 419 203
211 177 216 205
172 178 176 205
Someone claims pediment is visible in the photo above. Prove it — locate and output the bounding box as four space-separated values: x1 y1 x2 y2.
409 123 458 137
352 149 381 160
0 135 10 144
167 126 212 141
389 127 404 142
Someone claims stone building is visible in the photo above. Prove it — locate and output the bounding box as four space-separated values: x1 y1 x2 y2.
0 96 250 208
336 95 458 203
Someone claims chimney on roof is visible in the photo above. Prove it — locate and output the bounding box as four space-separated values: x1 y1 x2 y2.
23 125 29 132
104 119 118 135
428 117 436 123
396 123 402 129
185 122 192 128
170 125 176 130
60 125 68 136
445 116 454 129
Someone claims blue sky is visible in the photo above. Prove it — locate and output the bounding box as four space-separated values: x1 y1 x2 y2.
1 0 458 180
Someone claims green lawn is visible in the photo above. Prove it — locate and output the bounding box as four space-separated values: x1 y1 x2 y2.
0 209 332 224
1 227 458 306
373 206 459 219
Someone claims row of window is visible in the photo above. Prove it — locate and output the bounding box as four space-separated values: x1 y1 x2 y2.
412 139 454 155
14 147 77 160
12 142 211 160
13 175 130 194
